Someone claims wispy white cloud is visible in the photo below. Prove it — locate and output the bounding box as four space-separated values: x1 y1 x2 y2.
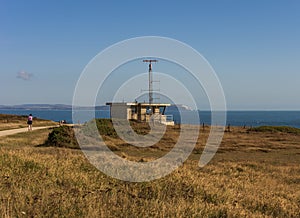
17 71 33 81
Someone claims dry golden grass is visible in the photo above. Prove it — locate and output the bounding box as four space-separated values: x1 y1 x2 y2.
1 122 300 217
0 114 57 131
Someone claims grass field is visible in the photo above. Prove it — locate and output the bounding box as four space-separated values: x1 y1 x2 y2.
0 114 57 131
1 117 300 217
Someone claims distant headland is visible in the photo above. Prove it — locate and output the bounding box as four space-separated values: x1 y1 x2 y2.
0 104 193 111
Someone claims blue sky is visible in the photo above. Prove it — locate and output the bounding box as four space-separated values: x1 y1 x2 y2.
1 0 299 110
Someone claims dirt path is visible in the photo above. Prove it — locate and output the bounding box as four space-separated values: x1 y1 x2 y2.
0 125 59 137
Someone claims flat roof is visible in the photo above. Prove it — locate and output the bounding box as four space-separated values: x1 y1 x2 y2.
106 102 171 107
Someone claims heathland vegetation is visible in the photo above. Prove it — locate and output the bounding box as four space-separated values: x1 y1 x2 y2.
0 114 56 131
1 115 300 217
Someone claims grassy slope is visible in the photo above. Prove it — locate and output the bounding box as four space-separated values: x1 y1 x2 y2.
0 122 300 217
0 114 57 131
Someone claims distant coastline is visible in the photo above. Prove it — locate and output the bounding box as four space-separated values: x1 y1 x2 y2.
0 104 193 111
0 104 105 110
1 106 300 128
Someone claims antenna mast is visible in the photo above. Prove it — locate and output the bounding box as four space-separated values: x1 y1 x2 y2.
143 59 158 105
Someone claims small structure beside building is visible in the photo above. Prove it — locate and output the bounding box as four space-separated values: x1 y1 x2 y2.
106 102 174 125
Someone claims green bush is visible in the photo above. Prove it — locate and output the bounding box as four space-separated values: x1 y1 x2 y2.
43 119 153 149
96 119 118 137
82 119 150 138
82 119 118 138
44 126 79 149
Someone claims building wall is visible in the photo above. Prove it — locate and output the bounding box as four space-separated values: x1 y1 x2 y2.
154 107 160 114
110 104 128 120
140 108 147 121
108 103 173 125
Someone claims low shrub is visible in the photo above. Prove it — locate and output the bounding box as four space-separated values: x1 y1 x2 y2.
249 126 300 134
43 126 79 149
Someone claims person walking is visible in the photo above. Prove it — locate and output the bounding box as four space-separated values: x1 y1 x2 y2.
27 114 33 131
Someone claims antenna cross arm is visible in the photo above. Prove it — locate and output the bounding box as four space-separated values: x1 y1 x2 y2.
143 59 158 63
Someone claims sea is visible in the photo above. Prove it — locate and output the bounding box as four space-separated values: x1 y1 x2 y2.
1 109 300 128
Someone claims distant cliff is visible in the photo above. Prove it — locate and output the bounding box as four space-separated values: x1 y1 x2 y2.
166 104 194 111
0 104 73 110
0 104 192 111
